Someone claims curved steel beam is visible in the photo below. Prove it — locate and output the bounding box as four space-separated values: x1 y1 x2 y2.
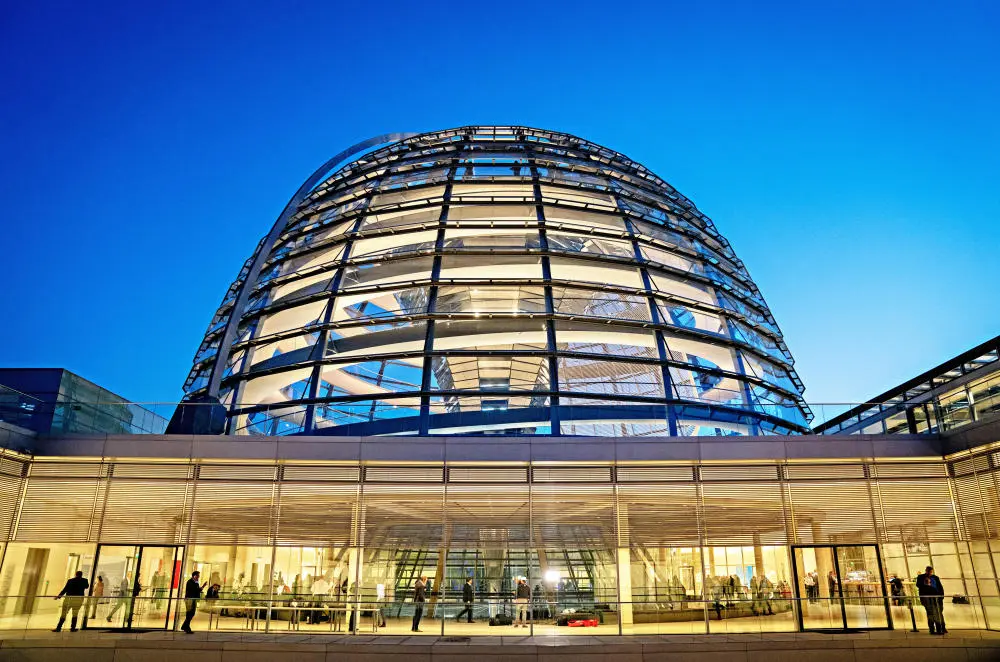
206 132 418 396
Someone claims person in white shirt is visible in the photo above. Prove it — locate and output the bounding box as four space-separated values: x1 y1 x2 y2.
309 576 331 624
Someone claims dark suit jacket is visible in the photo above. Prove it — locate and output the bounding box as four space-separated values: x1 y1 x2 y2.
59 577 89 597
463 583 473 603
915 574 944 597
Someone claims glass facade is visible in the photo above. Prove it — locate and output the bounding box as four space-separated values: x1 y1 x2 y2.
1 449 1000 634
0 369 167 435
181 126 811 437
816 335 999 436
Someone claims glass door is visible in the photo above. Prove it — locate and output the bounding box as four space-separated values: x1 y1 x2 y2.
88 545 182 630
836 546 889 629
791 545 891 631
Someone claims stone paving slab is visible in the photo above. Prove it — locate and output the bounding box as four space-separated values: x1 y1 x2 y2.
3 629 1000 661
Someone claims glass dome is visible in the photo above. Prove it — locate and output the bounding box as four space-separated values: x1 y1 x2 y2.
181 126 811 437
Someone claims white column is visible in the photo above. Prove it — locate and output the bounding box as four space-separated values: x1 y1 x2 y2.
348 546 363 629
617 547 633 627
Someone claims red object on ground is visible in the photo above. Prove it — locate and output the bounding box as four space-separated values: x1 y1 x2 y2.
567 619 599 627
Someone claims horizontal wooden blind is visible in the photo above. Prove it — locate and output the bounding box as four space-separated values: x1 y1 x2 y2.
111 463 193 479
952 474 989 539
532 467 612 482
365 466 443 482
872 463 948 479
952 455 990 477
702 481 787 545
876 478 960 541
447 467 528 483
100 478 191 543
0 466 24 540
446 484 530 546
784 464 865 480
29 462 106 478
282 465 360 482
15 478 104 541
972 471 1000 538
0 457 25 478
189 480 275 545
616 466 695 482
616 483 699 546
275 482 358 546
359 484 444 548
531 484 615 548
199 465 277 481
700 466 779 481
787 481 878 544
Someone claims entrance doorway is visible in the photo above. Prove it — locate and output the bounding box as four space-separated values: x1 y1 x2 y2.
87 545 183 630
791 545 891 631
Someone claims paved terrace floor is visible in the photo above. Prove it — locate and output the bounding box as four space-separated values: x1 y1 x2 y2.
2 629 1000 661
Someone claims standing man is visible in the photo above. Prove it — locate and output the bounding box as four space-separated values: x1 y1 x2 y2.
52 570 89 632
827 571 839 599
803 571 816 603
411 575 427 632
455 578 475 624
181 570 207 634
515 578 531 628
916 566 947 635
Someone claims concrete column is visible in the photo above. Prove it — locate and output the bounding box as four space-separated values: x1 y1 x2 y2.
347 546 362 629
810 522 835 599
658 547 668 602
753 532 765 577
617 547 633 627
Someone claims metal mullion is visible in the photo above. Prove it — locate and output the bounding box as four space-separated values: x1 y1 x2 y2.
127 545 145 630
830 548 849 629
419 164 457 434
725 319 762 434
531 162 559 436
206 133 415 397
302 208 368 431
624 219 678 435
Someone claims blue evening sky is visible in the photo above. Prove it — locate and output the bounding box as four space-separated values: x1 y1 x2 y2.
1 0 997 407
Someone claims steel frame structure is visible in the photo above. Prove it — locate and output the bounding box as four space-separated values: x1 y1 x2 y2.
815 334 1000 436
181 126 812 437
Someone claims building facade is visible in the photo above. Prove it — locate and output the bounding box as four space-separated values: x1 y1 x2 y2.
0 433 999 635
0 127 997 637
